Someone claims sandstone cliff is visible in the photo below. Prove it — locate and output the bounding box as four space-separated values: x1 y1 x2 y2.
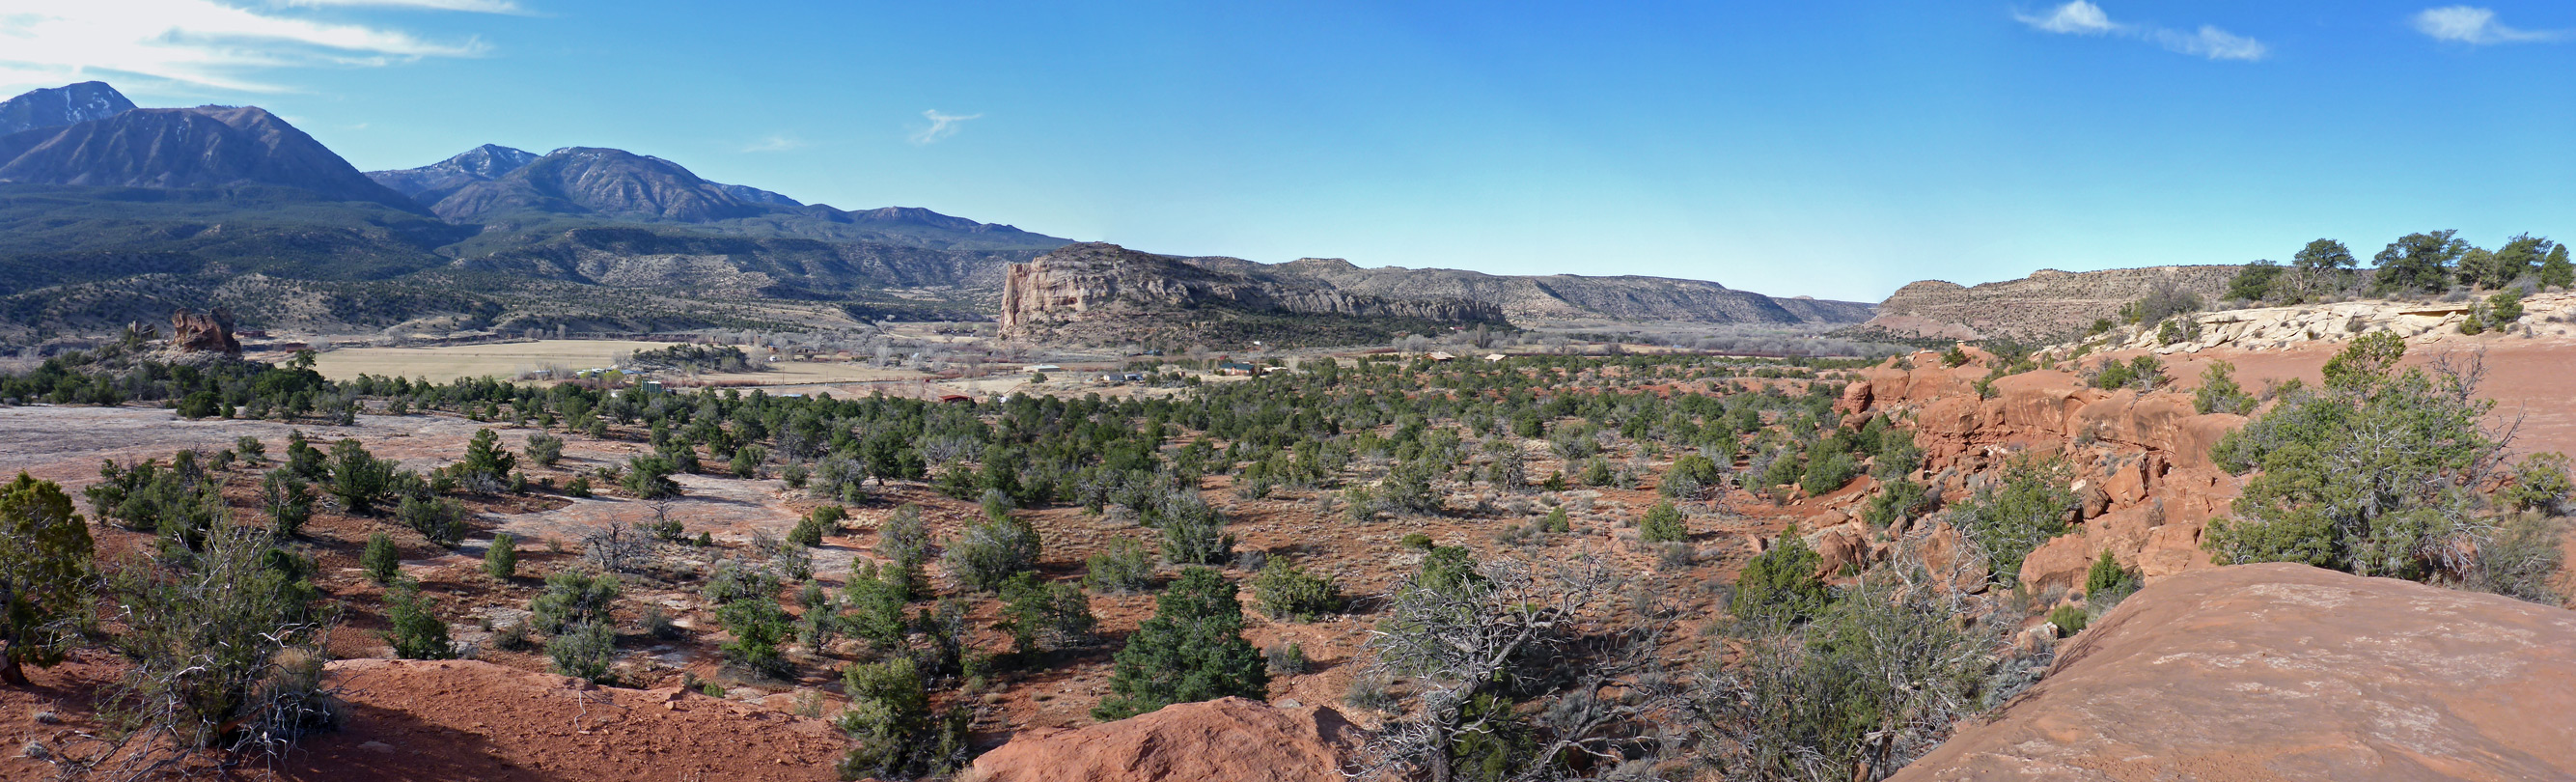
1861 265 2242 341
998 242 1505 346
1263 257 1874 325
1892 563 2576 781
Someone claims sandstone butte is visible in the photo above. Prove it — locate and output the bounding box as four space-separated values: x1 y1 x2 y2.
969 696 1368 782
1893 563 2576 781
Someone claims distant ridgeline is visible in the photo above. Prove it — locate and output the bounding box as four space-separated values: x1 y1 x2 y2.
0 80 1865 345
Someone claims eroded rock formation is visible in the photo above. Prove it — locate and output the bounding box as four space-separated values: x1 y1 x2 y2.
169 307 240 355
999 242 1504 345
1835 352 2250 587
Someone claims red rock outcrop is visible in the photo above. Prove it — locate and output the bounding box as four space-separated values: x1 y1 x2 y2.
1892 564 2576 781
1851 354 2249 587
170 307 240 355
970 697 1366 782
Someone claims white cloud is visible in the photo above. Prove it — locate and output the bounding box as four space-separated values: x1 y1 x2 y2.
277 0 526 14
2154 25 2268 61
0 0 490 94
2014 1 2116 35
741 133 806 153
2411 6 2561 44
2014 2 2266 62
909 110 982 145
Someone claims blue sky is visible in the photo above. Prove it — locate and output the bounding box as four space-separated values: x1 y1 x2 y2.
1 1 2570 301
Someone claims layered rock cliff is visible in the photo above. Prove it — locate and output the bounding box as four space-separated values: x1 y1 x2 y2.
1861 265 2242 342
1262 257 1875 325
999 242 1505 346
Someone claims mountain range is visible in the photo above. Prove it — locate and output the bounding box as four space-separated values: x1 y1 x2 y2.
0 81 1870 343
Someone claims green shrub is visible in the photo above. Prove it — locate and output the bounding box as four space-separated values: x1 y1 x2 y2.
546 620 617 683
997 573 1096 654
2194 361 2257 415
1639 500 1688 543
731 444 767 479
1731 525 1827 627
523 433 565 467
1700 566 1991 782
2504 452 2573 514
623 455 680 499
787 513 826 547
531 569 621 633
381 580 457 659
878 503 931 569
1541 506 1571 533
397 494 468 547
2047 604 2089 637
1094 568 1268 720
361 533 401 584
1155 494 1234 566
1799 449 1859 497
1860 479 1936 529
944 516 1041 592
1266 641 1310 675
0 473 94 685
457 429 516 487
1401 532 1436 549
564 475 593 497
485 533 517 580
1253 559 1343 622
1084 538 1155 595
2205 333 2511 580
2082 549 2139 606
328 438 398 515
716 597 793 678
837 656 971 780
259 469 314 538
104 522 333 753
1953 455 2076 588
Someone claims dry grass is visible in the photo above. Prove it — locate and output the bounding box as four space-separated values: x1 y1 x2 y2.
310 340 680 383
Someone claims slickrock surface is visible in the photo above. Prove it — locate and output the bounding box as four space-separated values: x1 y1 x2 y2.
1892 563 2576 782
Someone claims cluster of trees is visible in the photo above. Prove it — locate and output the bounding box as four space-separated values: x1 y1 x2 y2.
2230 232 2573 305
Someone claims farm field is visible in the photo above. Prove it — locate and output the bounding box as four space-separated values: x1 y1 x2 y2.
307 340 938 386
308 340 681 383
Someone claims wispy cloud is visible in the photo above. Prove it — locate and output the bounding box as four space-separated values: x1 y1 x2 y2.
2014 2 2267 61
277 0 528 14
909 110 981 145
0 0 492 95
741 133 807 153
2014 1 2116 35
2153 25 2268 61
2411 6 2562 45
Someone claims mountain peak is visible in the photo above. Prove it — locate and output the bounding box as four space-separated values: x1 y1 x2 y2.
366 143 540 206
440 144 540 179
0 104 422 212
0 81 137 137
